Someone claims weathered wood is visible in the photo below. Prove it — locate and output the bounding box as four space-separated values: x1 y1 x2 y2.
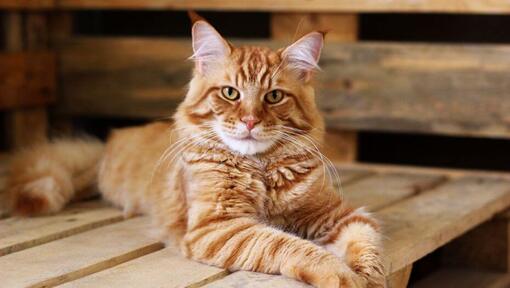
442 215 510 272
57 0 510 14
0 0 54 9
413 268 510 288
59 247 228 288
387 265 412 288
57 37 510 139
336 167 374 186
0 52 56 109
0 201 123 256
3 12 51 148
0 217 163 288
381 177 510 274
344 172 446 211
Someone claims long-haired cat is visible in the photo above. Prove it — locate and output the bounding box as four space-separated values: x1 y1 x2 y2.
6 17 385 288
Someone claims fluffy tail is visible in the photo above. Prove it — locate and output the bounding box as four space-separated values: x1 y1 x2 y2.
6 137 104 216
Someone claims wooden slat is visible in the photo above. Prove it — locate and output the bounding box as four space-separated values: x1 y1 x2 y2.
57 37 510 139
0 0 54 9
59 247 228 288
57 0 510 14
336 167 374 186
203 176 510 287
0 52 56 110
381 177 510 274
0 217 162 288
413 268 510 288
0 201 123 256
343 172 446 210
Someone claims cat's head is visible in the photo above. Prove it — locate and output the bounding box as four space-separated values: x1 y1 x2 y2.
177 19 325 156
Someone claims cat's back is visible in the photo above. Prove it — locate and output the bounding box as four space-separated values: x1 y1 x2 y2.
99 121 174 215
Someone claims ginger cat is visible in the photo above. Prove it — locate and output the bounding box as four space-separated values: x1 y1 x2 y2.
6 18 385 288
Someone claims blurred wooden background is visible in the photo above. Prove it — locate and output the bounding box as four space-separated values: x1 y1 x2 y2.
2 1 510 287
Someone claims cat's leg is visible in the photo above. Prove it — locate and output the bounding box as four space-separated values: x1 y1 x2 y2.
290 196 386 288
182 216 365 288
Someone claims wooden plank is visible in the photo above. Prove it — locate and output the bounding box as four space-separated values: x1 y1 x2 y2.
204 176 510 287
57 37 510 139
59 247 228 288
381 177 510 274
334 162 510 181
0 0 54 9
343 172 446 210
57 0 510 14
387 265 412 288
413 268 510 288
336 167 374 186
0 217 163 288
442 216 510 271
0 52 56 110
0 201 123 256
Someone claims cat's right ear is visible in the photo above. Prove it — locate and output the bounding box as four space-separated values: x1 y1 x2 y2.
190 20 231 74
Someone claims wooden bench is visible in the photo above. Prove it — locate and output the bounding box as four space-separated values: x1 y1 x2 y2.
2 1 510 287
2 164 510 287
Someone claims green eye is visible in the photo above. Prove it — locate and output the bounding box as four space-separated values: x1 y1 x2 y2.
264 90 284 104
221 86 240 101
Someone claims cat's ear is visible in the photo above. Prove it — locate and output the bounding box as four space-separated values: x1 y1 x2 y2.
282 31 324 81
190 20 231 74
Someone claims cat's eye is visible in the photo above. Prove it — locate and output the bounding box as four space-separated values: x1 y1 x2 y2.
221 86 240 101
264 90 284 104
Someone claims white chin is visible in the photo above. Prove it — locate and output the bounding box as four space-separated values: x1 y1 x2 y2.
220 135 274 155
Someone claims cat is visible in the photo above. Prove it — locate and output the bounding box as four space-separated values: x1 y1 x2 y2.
5 16 385 288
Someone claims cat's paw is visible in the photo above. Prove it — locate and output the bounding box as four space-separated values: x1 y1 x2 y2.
347 243 386 288
295 257 366 288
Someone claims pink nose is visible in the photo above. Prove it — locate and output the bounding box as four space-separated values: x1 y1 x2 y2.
241 116 260 131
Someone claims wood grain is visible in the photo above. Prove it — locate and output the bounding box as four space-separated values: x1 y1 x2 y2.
57 37 510 139
57 0 510 14
343 172 446 211
413 268 510 288
381 177 510 274
59 247 228 288
0 201 123 256
0 217 162 288
0 53 55 109
0 0 54 9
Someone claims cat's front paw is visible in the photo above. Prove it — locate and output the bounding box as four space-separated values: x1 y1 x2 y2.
347 243 386 288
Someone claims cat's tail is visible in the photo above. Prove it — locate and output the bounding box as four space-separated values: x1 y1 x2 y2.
5 137 104 216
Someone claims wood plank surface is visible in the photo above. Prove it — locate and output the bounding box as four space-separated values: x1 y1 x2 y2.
413 268 510 288
0 201 123 256
57 37 510 139
57 0 510 14
204 176 510 287
0 0 54 9
381 177 510 274
59 247 228 288
0 217 162 288
343 172 446 210
0 52 56 110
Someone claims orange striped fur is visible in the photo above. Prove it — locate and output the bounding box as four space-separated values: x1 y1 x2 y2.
6 19 385 287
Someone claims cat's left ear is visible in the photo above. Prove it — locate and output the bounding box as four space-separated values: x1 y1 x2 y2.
190 20 231 75
282 31 324 81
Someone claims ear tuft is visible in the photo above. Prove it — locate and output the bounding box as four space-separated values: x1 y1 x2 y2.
282 32 324 77
190 21 230 74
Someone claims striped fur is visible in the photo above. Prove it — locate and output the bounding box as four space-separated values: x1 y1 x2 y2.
6 20 385 287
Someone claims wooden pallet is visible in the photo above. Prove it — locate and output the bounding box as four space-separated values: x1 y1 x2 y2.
2 163 510 287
